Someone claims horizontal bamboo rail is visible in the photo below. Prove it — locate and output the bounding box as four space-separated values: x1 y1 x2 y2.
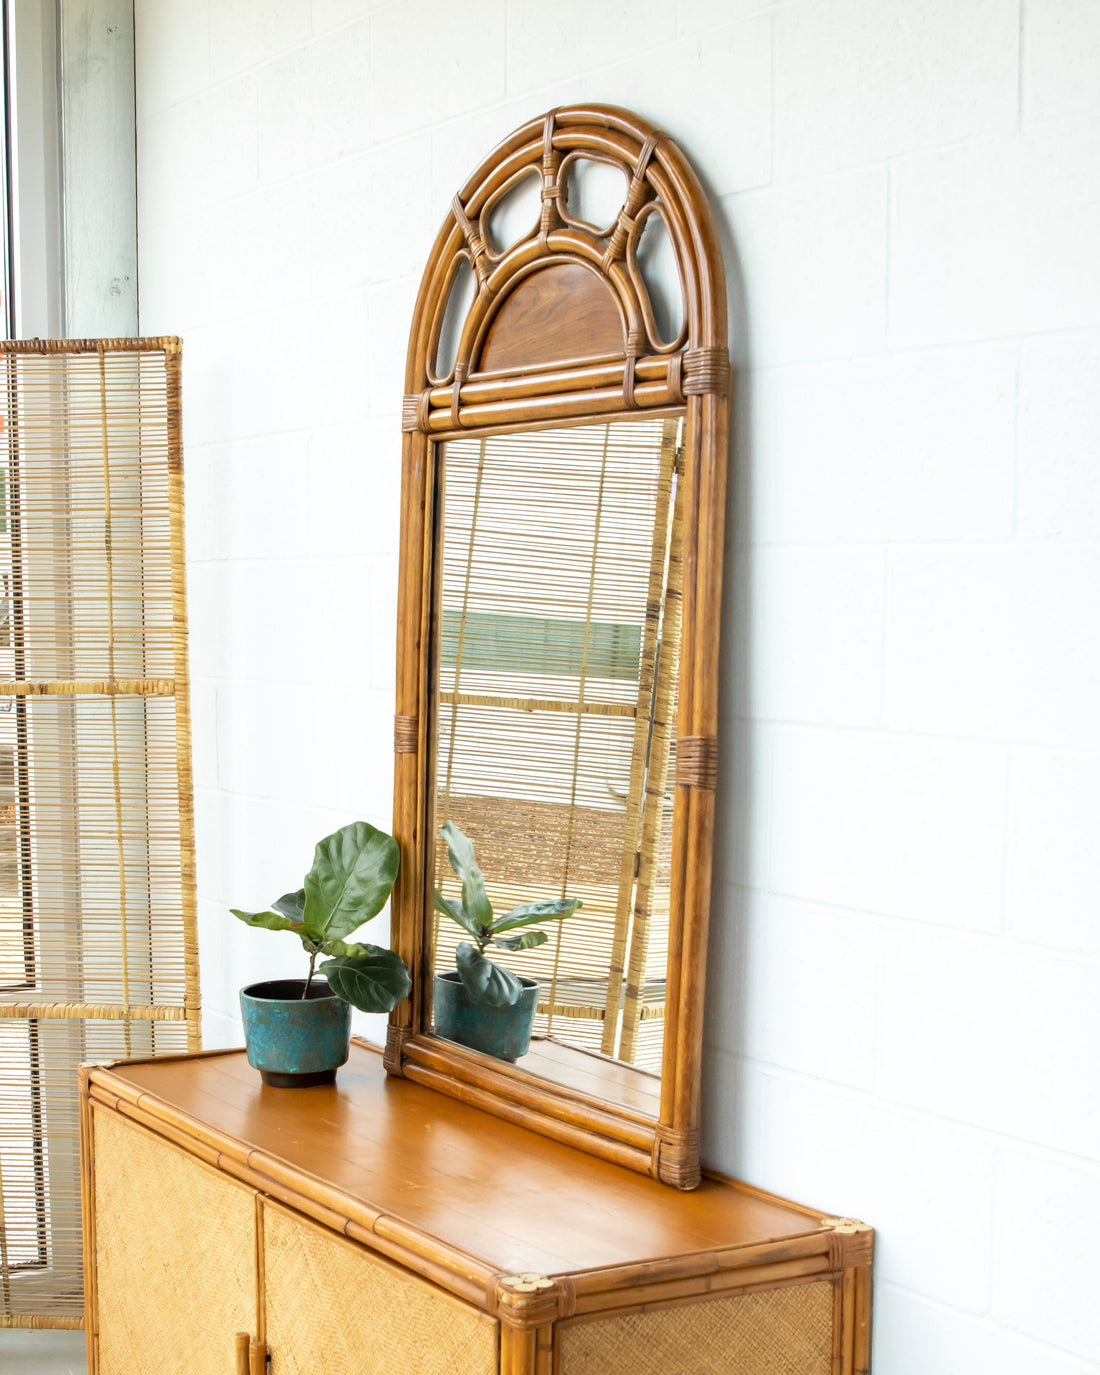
0 1314 85 1329
0 679 176 696
424 353 675 410
438 691 635 719
0 1002 190 1021
0 335 180 355
564 1231 833 1300
567 1256 836 1317
424 380 679 434
402 1059 654 1169
536 1000 665 1022
403 1033 657 1136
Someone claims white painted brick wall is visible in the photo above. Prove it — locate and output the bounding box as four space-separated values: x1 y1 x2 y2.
130 2 1100 1369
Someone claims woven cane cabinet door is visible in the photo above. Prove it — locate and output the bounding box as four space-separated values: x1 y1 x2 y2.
87 1107 257 1375
262 1200 497 1375
558 1281 835 1375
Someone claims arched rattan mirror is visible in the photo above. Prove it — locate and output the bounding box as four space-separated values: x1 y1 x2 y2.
385 105 729 1189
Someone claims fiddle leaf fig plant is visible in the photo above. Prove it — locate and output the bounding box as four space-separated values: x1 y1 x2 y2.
434 820 582 1008
231 820 411 1014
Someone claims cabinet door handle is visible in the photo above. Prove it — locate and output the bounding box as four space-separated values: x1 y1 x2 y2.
235 1332 268 1374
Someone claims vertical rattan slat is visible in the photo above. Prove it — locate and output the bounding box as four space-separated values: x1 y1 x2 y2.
619 430 683 1065
599 417 678 1055
0 337 197 1329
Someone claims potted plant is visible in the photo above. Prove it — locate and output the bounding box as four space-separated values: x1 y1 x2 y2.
231 819 411 1086
432 821 582 1062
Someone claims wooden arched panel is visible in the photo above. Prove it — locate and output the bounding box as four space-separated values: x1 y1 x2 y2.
478 262 625 373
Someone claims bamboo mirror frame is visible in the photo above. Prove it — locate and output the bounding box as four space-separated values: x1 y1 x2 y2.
385 105 729 1189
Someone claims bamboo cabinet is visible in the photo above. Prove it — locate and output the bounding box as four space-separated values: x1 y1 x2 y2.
80 1043 872 1374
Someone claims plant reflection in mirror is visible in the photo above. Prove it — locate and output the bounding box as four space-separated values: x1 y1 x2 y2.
434 820 582 1007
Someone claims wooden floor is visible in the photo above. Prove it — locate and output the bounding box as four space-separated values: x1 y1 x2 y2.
0 1330 86 1375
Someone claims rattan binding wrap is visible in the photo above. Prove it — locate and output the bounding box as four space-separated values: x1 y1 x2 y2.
653 1123 701 1189
558 1280 835 1375
383 1022 413 1075
681 346 730 396
394 714 418 754
675 736 718 791
262 1198 497 1375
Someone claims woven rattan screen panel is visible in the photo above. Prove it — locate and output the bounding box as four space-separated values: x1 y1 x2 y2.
0 339 197 1327
262 1199 498 1375
558 1280 835 1375
91 1109 255 1375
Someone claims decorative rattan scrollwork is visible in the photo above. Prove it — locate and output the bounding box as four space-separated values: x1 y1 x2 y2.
399 107 729 436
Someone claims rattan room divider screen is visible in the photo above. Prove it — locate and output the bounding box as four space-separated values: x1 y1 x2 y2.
0 337 198 1328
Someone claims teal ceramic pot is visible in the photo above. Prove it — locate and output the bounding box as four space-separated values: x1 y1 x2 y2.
433 970 539 1062
239 979 351 1087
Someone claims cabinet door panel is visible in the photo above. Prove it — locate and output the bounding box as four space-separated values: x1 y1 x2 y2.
262 1200 498 1375
90 1107 257 1375
558 1280 836 1375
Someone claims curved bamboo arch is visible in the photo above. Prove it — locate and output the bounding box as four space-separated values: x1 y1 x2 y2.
387 105 730 1190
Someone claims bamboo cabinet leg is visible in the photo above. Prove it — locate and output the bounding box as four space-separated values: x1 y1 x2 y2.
495 1275 561 1375
500 1323 553 1374
500 1324 537 1374
832 1221 874 1375
852 1265 873 1375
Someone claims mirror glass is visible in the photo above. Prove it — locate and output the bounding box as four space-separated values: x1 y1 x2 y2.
429 415 684 1113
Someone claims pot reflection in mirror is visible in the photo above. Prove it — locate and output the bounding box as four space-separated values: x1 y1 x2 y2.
430 415 683 1106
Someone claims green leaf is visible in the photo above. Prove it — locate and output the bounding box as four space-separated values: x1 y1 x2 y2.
492 930 548 952
320 938 370 958
320 945 411 1014
273 889 306 921
434 889 479 939
455 941 523 1007
301 821 400 944
230 907 300 934
490 897 582 935
440 822 493 933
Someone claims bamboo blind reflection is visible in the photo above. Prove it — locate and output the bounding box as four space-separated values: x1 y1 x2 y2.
432 418 680 1070
0 339 197 1329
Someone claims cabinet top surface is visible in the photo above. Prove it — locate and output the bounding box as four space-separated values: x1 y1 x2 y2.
103 1043 827 1277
